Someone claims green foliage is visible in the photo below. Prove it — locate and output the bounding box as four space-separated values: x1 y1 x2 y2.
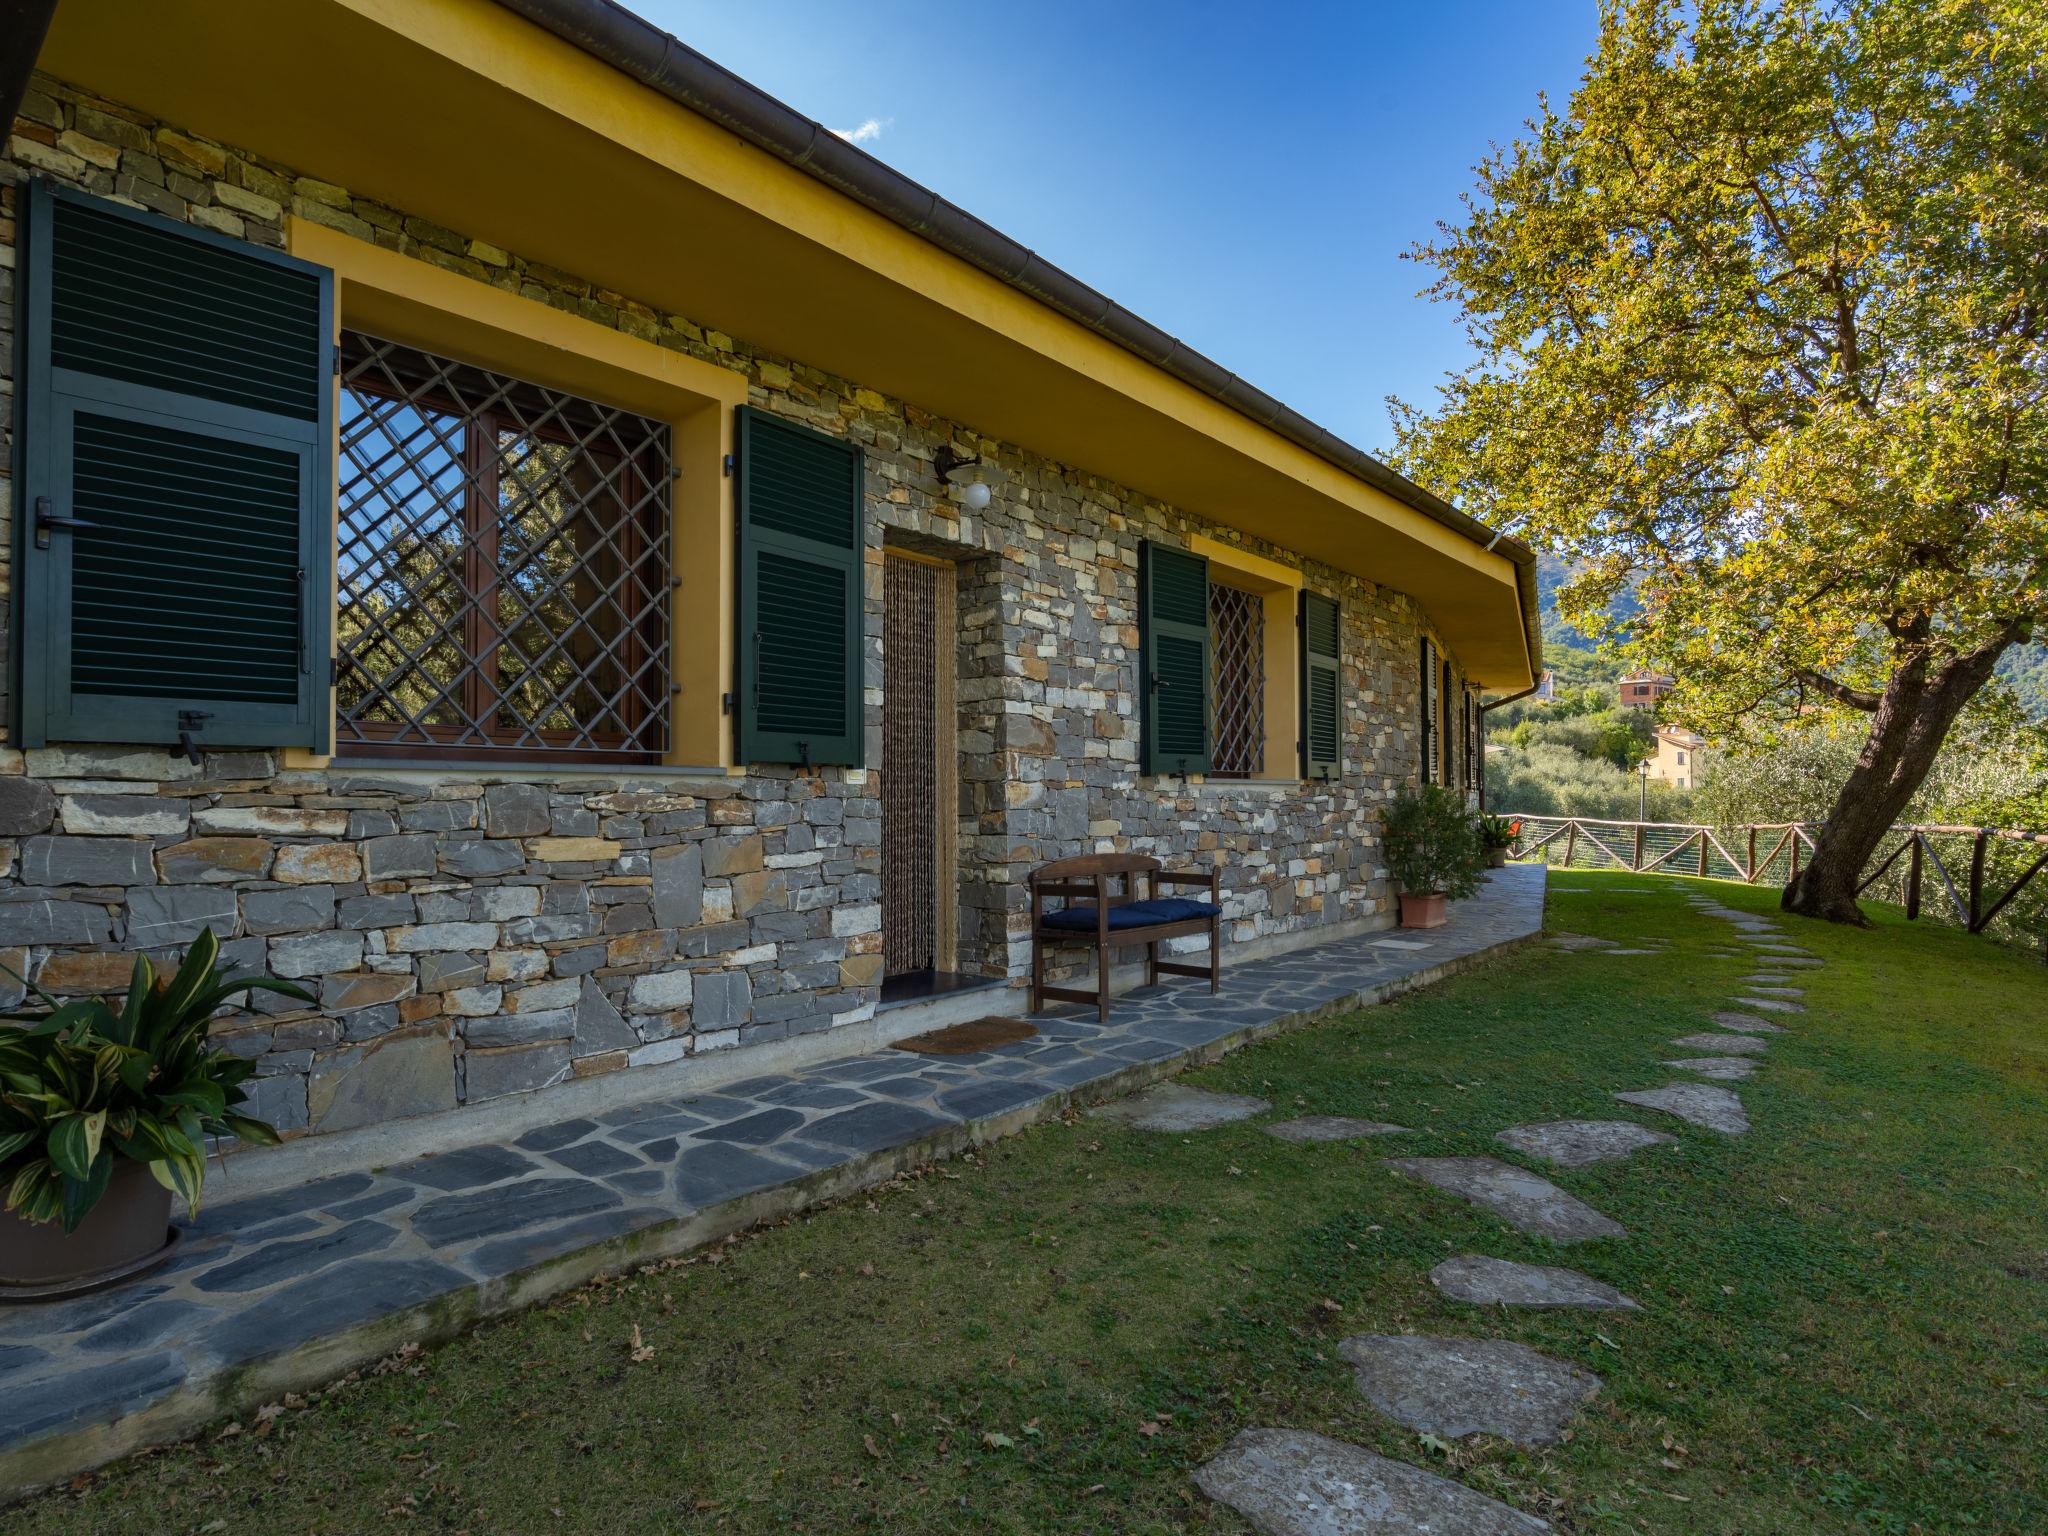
0 929 309 1232
1394 0 2048 825
1998 643 2048 722
1477 813 1520 850
1488 742 1693 821
1381 784 1485 898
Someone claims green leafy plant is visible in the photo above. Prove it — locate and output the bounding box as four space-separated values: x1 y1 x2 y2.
1477 813 1522 852
1382 785 1485 900
0 929 309 1231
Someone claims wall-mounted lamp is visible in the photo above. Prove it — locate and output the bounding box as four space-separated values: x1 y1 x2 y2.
935 443 991 510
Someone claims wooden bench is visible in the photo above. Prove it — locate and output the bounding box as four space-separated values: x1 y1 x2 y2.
1028 853 1223 1022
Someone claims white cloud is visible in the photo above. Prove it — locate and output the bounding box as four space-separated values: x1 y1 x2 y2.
832 117 890 145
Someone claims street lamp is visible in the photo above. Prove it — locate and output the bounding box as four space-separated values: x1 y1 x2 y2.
1638 758 1650 821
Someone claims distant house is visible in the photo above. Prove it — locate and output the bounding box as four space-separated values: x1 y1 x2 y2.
1619 671 1676 709
1645 725 1705 790
1530 669 1557 703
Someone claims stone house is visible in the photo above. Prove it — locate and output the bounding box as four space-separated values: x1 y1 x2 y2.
0 0 1538 1148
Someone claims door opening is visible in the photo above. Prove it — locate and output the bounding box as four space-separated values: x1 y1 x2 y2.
881 551 958 992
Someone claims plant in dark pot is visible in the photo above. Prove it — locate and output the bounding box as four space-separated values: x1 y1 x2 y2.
1382 784 1485 928
0 929 308 1298
1478 813 1521 869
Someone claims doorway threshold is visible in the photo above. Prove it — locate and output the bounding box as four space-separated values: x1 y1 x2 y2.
879 970 1008 1012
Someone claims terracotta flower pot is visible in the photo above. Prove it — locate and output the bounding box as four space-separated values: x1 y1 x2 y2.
0 1157 175 1297
1399 891 1447 929
1487 847 1508 868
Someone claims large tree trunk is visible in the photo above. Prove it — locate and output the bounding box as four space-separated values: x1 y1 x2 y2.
1783 634 2016 923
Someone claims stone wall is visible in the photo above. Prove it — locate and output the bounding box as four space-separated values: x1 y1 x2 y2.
0 74 1477 1143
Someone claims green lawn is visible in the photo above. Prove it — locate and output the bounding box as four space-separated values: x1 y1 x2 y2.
13 873 2047 1535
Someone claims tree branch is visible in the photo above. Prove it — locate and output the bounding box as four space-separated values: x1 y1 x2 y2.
1796 669 1882 712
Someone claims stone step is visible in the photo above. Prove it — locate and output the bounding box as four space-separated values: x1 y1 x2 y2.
1670 1032 1769 1056
1616 1082 1749 1135
1086 1082 1268 1131
1263 1115 1413 1143
1711 1012 1788 1034
1339 1334 1601 1446
1494 1119 1674 1168
1663 1056 1756 1081
1383 1156 1625 1242
1195 1427 1551 1534
1429 1253 1640 1310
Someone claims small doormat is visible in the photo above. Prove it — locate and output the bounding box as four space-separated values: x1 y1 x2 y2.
890 1016 1039 1055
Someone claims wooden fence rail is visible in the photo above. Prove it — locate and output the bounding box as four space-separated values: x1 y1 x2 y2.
1504 815 2048 938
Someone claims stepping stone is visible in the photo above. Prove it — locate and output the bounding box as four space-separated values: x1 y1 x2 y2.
1616 1083 1749 1135
1383 1156 1625 1242
1194 1427 1551 1535
1088 1082 1269 1132
1770 956 1826 968
1264 1115 1413 1143
1737 995 1804 1013
1339 1334 1601 1446
1548 932 1614 951
1601 947 1659 955
1670 1032 1768 1055
1744 982 1803 995
1663 1056 1756 1081
1430 1253 1639 1310
1494 1119 1673 1168
1711 1011 1787 1033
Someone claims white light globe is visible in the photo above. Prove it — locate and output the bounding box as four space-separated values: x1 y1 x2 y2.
960 481 992 511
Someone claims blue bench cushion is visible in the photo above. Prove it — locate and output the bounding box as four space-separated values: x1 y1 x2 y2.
1040 896 1222 932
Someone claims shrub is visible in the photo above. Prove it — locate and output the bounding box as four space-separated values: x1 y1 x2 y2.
1383 785 1485 899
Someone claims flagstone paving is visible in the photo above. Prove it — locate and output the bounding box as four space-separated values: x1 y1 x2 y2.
1711 1011 1788 1033
1493 1119 1674 1167
1429 1253 1640 1311
1088 1082 1271 1131
1738 995 1804 1013
1663 1056 1758 1081
1194 1428 1552 1535
1617 1082 1751 1135
1339 1334 1602 1446
1263 1115 1414 1143
1670 1031 1770 1055
1383 1156 1626 1242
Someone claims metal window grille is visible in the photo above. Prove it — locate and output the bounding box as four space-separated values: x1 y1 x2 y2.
335 332 672 761
1209 582 1264 778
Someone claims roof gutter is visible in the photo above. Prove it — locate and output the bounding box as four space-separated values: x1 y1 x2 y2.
488 0 1541 678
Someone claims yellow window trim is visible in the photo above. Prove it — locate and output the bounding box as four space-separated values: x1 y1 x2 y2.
283 217 749 771
1190 535 1304 781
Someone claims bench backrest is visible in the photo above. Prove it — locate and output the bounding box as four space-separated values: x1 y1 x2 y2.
1029 853 1158 908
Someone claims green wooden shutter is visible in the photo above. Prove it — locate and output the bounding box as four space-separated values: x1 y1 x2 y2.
1418 637 1436 784
734 406 864 767
16 181 334 751
1139 540 1210 777
1299 591 1341 780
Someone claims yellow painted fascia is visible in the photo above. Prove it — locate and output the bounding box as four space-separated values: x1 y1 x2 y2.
335 0 1518 591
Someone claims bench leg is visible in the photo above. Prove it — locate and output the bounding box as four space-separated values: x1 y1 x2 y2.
1209 918 1220 993
1097 943 1111 1023
1147 937 1159 988
1030 934 1043 1014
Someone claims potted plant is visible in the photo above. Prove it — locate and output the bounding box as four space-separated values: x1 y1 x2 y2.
1478 813 1521 868
0 929 308 1297
1382 784 1485 928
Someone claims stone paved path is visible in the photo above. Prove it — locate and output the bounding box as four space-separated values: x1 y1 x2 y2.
0 866 1549 1497
1264 1115 1414 1143
1195 1428 1552 1535
1339 1334 1602 1446
1663 1055 1756 1081
1087 1082 1268 1130
1711 1011 1787 1033
1383 1156 1626 1242
1493 1119 1673 1167
1429 1254 1639 1311
1617 1082 1751 1134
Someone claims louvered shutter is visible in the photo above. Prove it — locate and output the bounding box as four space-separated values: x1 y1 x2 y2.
734 406 864 767
1139 541 1210 777
16 182 334 750
1299 591 1341 780
1418 637 1436 784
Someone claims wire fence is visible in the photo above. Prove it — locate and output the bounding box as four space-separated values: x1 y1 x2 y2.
1504 814 2048 956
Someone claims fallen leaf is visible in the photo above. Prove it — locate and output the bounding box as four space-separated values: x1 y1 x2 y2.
1137 1421 1161 1439
628 1324 655 1364
982 1431 1015 1449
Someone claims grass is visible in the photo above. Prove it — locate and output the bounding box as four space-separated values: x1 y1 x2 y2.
11 872 2046 1535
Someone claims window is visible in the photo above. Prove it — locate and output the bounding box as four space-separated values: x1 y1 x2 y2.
1208 581 1265 778
335 332 672 761
1418 637 1438 783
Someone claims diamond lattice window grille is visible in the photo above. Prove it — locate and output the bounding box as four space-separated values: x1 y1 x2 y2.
1209 582 1264 778
335 332 673 761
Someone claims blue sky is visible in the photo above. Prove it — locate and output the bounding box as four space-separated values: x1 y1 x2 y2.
635 1 1597 454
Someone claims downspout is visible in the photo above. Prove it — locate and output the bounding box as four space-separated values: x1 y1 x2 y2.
1475 679 1544 813
0 0 59 133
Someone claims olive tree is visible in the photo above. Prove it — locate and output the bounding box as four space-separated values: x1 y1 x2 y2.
1392 0 2048 921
